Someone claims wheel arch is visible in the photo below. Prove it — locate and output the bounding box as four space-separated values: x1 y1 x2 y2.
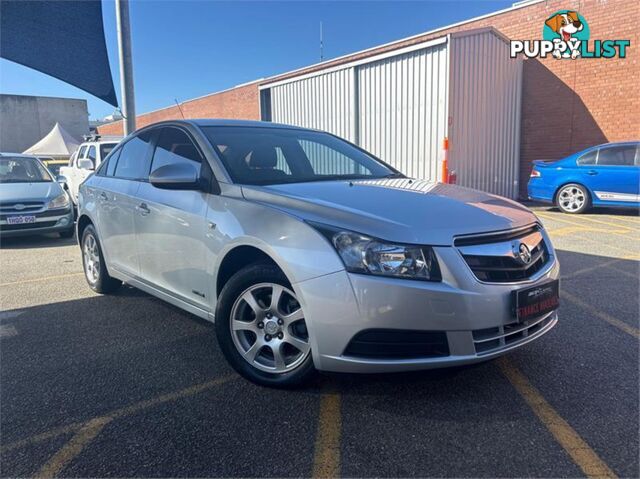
76 214 94 245
553 181 593 205
215 244 286 298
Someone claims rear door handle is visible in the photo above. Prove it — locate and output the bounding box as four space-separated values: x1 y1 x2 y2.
587 170 599 176
99 192 109 201
136 203 150 216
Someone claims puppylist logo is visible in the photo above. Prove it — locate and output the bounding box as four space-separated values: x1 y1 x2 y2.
510 10 630 59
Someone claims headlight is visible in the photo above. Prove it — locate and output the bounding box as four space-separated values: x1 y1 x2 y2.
47 193 70 209
310 223 441 281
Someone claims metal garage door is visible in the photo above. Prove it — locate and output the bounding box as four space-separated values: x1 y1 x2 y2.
357 44 448 182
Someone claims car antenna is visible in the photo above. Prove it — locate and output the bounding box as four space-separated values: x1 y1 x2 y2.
174 99 185 119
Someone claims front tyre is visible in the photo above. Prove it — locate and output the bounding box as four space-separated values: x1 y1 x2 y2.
81 225 121 294
215 264 315 387
556 183 590 214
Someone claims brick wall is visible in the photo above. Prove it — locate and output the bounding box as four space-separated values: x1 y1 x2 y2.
98 0 639 198
96 81 260 136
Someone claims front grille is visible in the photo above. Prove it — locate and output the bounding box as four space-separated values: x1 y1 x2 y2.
457 225 550 283
0 201 45 214
472 313 555 355
343 329 450 359
0 221 57 231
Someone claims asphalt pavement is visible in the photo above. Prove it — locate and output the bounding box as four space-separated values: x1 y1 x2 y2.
1 205 638 478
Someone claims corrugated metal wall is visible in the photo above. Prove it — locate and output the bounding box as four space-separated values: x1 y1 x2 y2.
448 31 522 199
264 29 523 198
358 44 448 182
270 68 355 141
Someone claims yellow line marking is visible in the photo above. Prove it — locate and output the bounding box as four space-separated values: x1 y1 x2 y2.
312 391 342 479
538 211 637 232
537 212 637 240
1 375 234 454
497 358 617 479
0 272 83 287
562 290 639 339
605 263 639 280
35 417 111 479
562 255 640 280
575 213 640 231
548 225 630 237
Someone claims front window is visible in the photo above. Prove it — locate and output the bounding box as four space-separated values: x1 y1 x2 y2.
202 126 400 185
0 157 53 183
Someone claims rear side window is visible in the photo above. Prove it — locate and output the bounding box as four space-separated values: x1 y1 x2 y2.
577 150 597 165
87 146 97 166
114 132 152 180
150 127 202 175
597 145 637 166
100 143 117 160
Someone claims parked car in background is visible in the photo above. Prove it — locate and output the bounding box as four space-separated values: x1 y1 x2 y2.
77 120 559 387
528 141 640 214
0 153 74 238
59 135 120 205
40 157 69 178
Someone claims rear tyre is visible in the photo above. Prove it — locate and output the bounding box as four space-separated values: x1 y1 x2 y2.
215 263 315 387
81 225 121 294
556 183 590 214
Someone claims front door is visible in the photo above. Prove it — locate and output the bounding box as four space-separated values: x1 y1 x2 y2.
582 144 640 203
97 132 153 276
134 126 210 309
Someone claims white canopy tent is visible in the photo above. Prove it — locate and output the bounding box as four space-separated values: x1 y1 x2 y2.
23 122 80 159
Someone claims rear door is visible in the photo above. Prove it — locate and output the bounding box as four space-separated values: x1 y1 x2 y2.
134 126 211 309
584 144 640 203
69 145 88 202
97 132 153 276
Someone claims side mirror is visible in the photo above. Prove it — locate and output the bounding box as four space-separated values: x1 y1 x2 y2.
150 163 200 190
57 175 68 188
78 158 94 171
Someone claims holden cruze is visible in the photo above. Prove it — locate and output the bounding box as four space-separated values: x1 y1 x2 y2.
77 120 560 386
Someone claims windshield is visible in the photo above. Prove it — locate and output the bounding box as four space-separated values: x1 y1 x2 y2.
100 143 118 159
202 126 400 185
0 157 53 183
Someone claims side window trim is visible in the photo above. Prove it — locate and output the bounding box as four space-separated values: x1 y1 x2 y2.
596 145 637 167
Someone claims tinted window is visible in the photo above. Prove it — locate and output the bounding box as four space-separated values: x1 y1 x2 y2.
597 145 637 166
150 127 202 175
100 143 117 160
77 145 88 160
114 132 152 179
577 150 597 165
203 126 396 185
87 145 97 166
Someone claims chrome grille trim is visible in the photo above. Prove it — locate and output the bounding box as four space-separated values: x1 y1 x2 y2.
473 312 555 355
456 225 551 283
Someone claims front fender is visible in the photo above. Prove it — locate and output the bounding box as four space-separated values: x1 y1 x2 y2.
209 193 345 292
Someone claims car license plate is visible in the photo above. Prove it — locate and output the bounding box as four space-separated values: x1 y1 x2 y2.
514 279 559 322
7 215 36 225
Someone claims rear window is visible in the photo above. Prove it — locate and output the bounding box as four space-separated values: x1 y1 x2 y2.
100 143 117 160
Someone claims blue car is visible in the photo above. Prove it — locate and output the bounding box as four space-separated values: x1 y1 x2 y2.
528 142 640 214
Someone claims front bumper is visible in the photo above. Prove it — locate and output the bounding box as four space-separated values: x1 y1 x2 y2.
294 242 560 373
0 209 74 238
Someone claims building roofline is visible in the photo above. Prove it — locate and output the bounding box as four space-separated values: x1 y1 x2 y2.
258 0 543 85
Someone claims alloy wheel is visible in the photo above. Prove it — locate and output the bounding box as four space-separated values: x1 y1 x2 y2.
83 233 100 284
230 282 310 374
558 185 586 212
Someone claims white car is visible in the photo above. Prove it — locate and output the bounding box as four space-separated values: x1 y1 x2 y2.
60 136 120 205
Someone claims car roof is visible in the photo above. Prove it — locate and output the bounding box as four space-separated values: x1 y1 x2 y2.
588 141 639 149
144 119 311 131
0 152 40 159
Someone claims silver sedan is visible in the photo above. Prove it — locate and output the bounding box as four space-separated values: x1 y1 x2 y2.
77 120 559 386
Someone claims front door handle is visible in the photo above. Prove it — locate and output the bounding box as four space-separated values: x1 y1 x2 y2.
136 202 150 216
99 192 108 201
587 170 599 176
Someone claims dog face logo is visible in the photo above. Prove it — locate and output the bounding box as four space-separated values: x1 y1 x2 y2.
545 11 584 42
542 10 590 59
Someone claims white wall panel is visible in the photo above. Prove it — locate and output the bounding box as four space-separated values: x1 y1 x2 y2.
357 44 448 182
270 68 355 142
